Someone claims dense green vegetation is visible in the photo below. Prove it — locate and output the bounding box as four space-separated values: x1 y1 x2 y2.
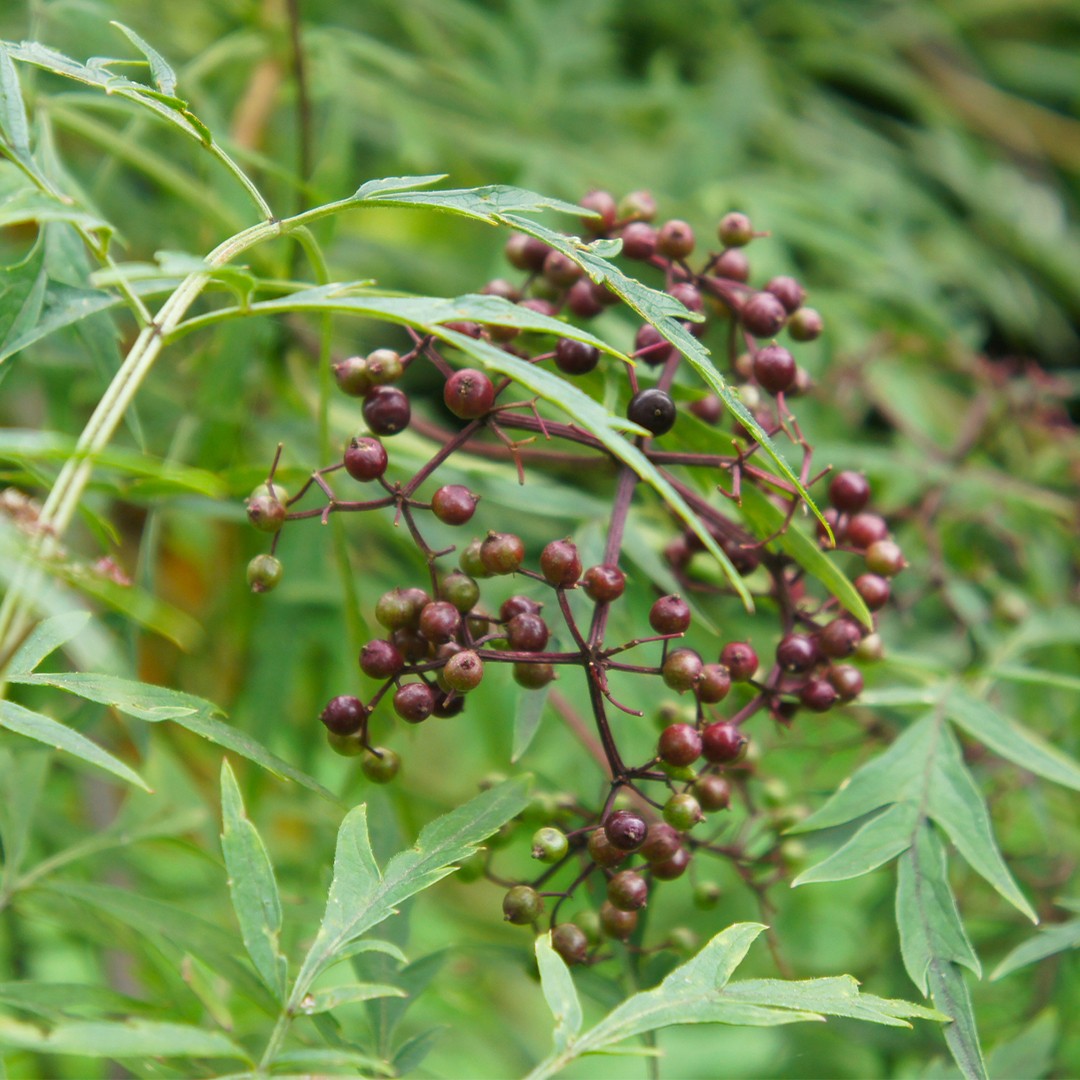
0 2 1077 1077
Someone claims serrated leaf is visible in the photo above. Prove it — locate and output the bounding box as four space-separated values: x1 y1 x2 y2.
930 963 987 1080
354 181 591 221
296 983 406 1014
990 918 1080 980
291 778 529 1002
793 802 917 886
512 681 551 763
525 922 944 1080
945 689 1080 792
0 45 31 160
4 610 91 677
896 823 982 996
926 723 1036 922
352 173 447 200
0 699 148 790
0 1016 248 1060
9 671 335 800
738 484 872 627
536 933 583 1054
109 23 177 96
220 761 287 1000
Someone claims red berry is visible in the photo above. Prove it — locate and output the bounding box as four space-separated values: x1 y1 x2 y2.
607 870 649 911
480 531 525 575
620 221 657 259
540 539 581 587
828 664 864 701
657 219 695 259
640 822 682 863
658 723 702 766
393 682 435 724
651 845 692 880
828 471 871 514
693 774 731 811
741 292 787 337
360 639 405 679
847 512 888 549
418 601 461 644
431 485 478 525
818 617 863 659
855 573 891 610
720 641 758 682
662 648 703 693
765 276 806 313
506 612 550 652
344 436 388 482
583 564 626 603
701 721 748 764
753 345 797 394
697 663 732 704
649 595 691 634
866 540 905 576
444 369 496 420
320 695 367 736
800 678 838 713
776 633 819 673
363 386 411 435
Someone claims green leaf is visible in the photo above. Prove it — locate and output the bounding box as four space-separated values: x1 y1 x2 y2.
525 922 943 1080
220 761 287 1000
353 181 590 221
0 45 31 161
512 681 551 763
0 982 154 1020
793 802 918 886
351 173 447 200
0 278 120 365
109 22 178 96
269 1047 395 1075
945 689 1080 792
931 962 988 1080
0 699 148 790
896 823 982 995
990 919 1080 980
295 983 406 1015
0 1016 249 1061
391 1027 444 1075
535 933 583 1055
738 484 872 627
4 610 91 677
9 671 335 800
291 778 529 1001
926 723 1036 922
0 234 46 365
990 664 1080 694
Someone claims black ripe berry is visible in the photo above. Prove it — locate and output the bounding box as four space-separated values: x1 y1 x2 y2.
343 436 388 482
363 386 411 436
320 695 367 736
776 632 819 673
555 337 600 375
506 612 550 652
627 388 676 436
604 810 648 851
800 677 839 713
444 369 495 419
753 345 797 395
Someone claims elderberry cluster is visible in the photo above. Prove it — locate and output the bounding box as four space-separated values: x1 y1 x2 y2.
246 190 906 967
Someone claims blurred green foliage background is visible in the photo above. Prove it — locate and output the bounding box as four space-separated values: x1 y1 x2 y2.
0 0 1077 1077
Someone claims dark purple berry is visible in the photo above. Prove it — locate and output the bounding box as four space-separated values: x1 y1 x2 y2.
658 723 702 767
580 189 618 233
500 595 541 621
651 845 692 880
552 922 589 965
363 386 411 436
480 531 525 575
604 810 648 852
599 901 638 940
648 596 691 635
555 338 600 375
507 612 550 652
540 539 581 587
776 633 819 673
713 248 750 282
753 345 797 395
320 695 367 736
444 369 496 420
720 641 758 682
818 617 863 659
634 324 675 366
343 436 388 482
701 722 748 764
800 677 839 712
566 280 603 318
432 689 466 718
582 564 626 603
620 221 657 259
418 601 461 644
587 828 627 868
765 276 806 313
697 663 732 704
607 870 648 911
627 388 677 436
481 278 520 301
431 484 478 525
543 249 583 287
669 282 703 314
847 512 889 549
741 292 787 338
360 639 405 680
828 664 864 701
391 627 429 663
505 234 549 271
855 573 891 610
393 682 435 724
829 471 871 514
690 395 723 424
640 822 682 863
656 220 695 259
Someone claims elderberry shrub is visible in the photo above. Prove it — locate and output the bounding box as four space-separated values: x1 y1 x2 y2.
248 191 908 966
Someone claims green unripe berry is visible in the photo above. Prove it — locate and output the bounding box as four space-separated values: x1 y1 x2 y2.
663 792 704 832
246 485 287 533
326 731 364 757
503 885 544 925
693 881 722 910
531 827 569 864
361 747 401 784
247 553 283 593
